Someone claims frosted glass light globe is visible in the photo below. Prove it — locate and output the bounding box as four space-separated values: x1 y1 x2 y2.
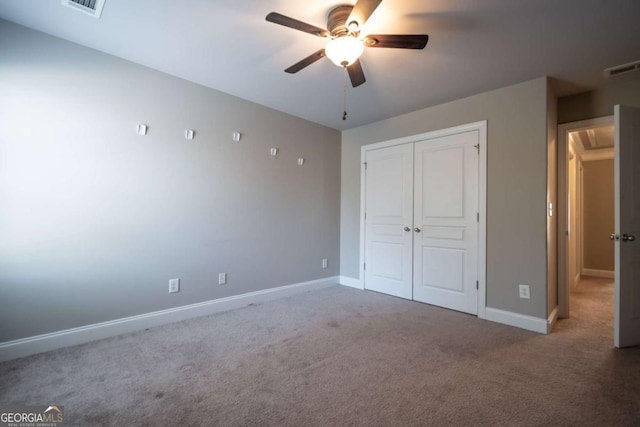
325 36 364 67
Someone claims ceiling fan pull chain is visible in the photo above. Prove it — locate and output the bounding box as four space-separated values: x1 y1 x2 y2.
343 68 348 121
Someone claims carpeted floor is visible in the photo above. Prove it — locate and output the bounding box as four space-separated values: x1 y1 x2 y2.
1 277 639 426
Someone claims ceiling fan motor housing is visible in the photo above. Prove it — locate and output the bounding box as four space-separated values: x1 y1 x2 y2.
327 5 355 37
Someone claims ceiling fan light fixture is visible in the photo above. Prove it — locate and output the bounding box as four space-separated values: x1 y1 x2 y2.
325 36 364 67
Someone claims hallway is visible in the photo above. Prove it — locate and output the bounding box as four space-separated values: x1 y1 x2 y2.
558 275 614 343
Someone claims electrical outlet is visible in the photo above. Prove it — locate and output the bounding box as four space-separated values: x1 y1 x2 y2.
169 278 180 294
218 272 227 285
322 258 328 269
519 284 530 299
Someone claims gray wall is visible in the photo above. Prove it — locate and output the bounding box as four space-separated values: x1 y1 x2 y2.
0 21 341 342
558 79 640 124
582 160 615 271
341 77 550 319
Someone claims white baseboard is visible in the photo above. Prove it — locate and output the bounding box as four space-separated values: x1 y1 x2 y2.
484 307 549 334
547 306 558 333
582 269 614 279
341 279 551 335
339 276 363 290
0 276 339 363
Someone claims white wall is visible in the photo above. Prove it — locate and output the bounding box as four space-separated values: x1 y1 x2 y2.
341 77 550 319
0 21 341 342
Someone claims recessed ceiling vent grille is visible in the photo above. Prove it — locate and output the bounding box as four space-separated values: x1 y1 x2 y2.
61 0 106 19
604 60 640 78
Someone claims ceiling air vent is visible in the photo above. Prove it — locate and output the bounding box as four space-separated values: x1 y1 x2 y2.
604 60 640 78
61 0 106 19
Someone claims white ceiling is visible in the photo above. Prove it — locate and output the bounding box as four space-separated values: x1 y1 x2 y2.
1 0 639 130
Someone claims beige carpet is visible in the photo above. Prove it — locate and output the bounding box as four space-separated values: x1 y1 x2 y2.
1 278 639 426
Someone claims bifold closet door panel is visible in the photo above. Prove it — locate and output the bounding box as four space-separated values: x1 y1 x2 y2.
413 131 479 315
364 144 414 299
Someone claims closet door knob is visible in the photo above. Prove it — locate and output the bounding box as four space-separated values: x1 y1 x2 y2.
622 234 636 242
414 227 421 233
404 226 411 232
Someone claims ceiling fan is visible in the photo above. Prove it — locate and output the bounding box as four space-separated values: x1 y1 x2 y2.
266 0 429 88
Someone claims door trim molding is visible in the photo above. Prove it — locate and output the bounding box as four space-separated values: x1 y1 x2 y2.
339 276 364 289
557 116 614 318
359 121 487 319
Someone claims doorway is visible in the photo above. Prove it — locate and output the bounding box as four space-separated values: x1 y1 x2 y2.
560 106 640 348
558 116 615 319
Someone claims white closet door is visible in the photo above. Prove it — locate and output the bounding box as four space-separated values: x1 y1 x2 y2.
413 130 479 314
364 144 414 299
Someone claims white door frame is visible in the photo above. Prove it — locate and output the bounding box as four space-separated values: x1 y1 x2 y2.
557 116 614 318
359 121 487 319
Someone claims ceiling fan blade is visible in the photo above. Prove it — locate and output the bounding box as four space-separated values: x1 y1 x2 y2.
364 34 429 49
266 12 330 38
347 0 383 28
285 49 326 74
347 59 366 87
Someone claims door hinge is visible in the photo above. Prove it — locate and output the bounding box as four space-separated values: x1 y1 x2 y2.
365 212 367 220
364 263 366 271
477 212 479 222
363 162 368 170
476 280 479 290
474 144 480 154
